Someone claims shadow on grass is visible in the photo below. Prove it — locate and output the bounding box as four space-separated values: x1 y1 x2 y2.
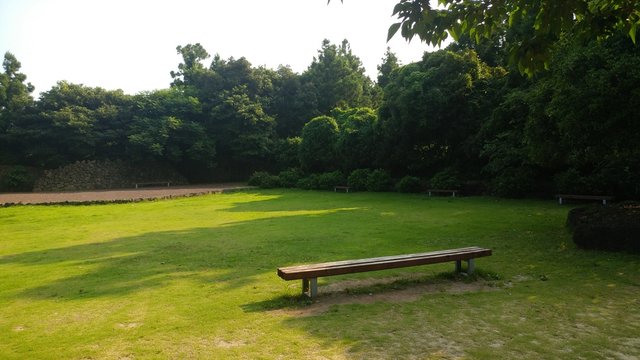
242 270 504 314
0 194 369 301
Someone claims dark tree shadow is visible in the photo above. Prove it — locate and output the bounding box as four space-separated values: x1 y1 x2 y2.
0 195 367 301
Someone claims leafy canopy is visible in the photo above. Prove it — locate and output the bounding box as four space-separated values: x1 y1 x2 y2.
385 0 639 75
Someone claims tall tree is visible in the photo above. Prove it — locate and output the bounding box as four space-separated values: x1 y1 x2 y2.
29 81 131 166
378 49 505 176
269 66 319 137
527 34 640 197
377 47 400 88
303 39 379 114
209 85 275 177
0 52 35 163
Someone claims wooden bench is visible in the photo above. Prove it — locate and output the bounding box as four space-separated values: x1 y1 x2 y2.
334 185 351 193
277 246 492 298
556 194 613 205
134 181 171 189
427 189 459 197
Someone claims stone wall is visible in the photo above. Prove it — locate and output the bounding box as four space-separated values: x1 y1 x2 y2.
33 160 188 192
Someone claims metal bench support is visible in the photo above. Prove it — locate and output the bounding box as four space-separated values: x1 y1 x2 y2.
455 259 475 274
302 278 318 298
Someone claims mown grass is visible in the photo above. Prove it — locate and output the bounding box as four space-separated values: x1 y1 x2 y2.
0 190 638 359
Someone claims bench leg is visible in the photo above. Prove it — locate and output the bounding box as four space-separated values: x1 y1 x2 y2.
455 259 475 274
302 278 318 298
558 197 563 205
467 259 475 274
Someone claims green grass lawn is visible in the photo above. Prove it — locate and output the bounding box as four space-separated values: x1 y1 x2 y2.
1 190 638 359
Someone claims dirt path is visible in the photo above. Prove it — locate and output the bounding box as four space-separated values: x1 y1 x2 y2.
0 183 255 206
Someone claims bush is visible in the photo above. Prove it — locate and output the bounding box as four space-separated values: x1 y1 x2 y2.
395 176 423 193
296 171 345 191
429 168 462 190
489 167 535 198
248 171 280 188
1 166 35 192
366 169 392 192
299 116 339 173
316 171 346 190
567 202 640 253
278 168 303 188
296 175 319 190
347 168 372 191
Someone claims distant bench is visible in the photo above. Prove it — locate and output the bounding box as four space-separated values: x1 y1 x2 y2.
556 194 613 205
277 246 492 298
134 181 171 189
334 186 351 193
427 189 459 197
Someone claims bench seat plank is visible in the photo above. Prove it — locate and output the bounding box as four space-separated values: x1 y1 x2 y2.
277 246 491 280
556 194 613 205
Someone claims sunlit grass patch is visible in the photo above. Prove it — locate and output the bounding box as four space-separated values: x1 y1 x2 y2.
0 190 638 359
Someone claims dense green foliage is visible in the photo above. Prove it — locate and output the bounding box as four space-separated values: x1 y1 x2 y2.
387 0 640 75
0 40 378 182
1 28 638 198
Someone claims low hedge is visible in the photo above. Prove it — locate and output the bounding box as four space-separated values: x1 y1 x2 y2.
567 202 640 253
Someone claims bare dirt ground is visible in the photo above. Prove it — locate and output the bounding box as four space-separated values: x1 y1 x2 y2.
274 274 498 317
0 183 254 206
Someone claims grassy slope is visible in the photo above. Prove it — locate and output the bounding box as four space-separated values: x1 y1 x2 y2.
0 190 638 359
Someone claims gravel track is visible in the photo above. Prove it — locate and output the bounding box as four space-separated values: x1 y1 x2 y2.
0 183 254 206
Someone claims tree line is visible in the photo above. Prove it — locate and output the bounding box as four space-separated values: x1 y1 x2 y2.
1 33 638 198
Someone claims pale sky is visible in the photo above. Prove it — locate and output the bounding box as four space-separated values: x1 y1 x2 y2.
0 0 441 97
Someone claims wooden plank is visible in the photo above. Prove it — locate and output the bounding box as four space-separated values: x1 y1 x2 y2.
279 247 481 273
277 247 491 280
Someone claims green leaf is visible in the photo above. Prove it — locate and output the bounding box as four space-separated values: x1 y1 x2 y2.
630 22 637 44
392 2 404 16
388 22 402 42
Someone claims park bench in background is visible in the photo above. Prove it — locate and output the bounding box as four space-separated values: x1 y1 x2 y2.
427 189 459 197
334 185 351 193
134 181 171 189
556 194 613 205
277 246 492 298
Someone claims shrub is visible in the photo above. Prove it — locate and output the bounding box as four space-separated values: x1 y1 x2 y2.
429 168 461 190
296 171 345 191
567 202 640 253
299 116 339 173
278 168 303 188
395 176 423 193
489 167 535 198
316 171 346 190
366 169 392 192
347 168 372 191
1 166 35 192
296 175 319 190
248 171 280 188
